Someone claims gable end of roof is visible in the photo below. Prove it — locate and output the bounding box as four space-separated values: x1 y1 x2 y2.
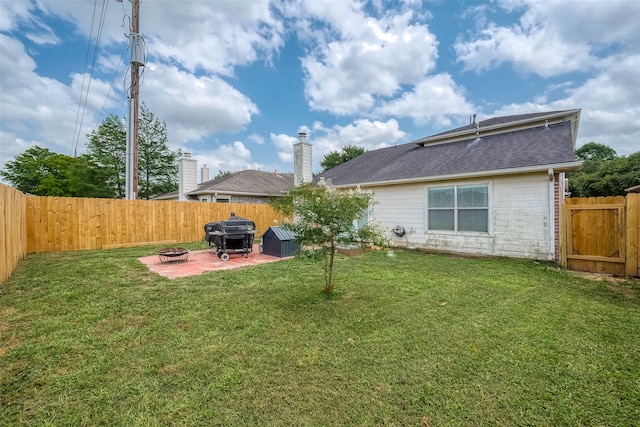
414 109 581 147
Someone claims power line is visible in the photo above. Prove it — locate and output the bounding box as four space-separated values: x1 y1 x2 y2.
94 42 127 128
71 0 99 156
71 0 109 156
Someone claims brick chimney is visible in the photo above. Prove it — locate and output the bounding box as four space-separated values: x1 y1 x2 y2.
293 132 312 186
178 152 198 201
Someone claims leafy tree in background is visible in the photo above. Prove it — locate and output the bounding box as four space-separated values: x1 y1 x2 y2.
3 105 180 198
320 145 365 171
85 113 127 197
214 170 232 180
569 142 640 197
0 146 51 194
137 104 180 199
85 104 179 199
575 142 617 162
0 146 113 197
270 183 384 295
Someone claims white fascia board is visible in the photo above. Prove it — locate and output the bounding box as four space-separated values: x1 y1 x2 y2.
331 161 583 189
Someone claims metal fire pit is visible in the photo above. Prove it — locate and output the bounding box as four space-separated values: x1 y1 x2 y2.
158 247 190 263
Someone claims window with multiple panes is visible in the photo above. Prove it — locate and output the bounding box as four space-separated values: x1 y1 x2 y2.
427 184 488 232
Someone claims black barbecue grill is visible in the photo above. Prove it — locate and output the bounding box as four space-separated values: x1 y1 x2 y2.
204 214 256 261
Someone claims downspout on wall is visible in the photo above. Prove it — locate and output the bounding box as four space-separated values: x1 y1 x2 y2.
548 168 556 260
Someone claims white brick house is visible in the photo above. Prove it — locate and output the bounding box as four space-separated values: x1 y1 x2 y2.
314 110 582 261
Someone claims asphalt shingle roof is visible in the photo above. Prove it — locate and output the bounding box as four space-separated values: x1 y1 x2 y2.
190 170 294 196
316 111 579 186
427 110 570 139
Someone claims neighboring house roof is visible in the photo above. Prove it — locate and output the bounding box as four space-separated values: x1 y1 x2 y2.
189 170 294 197
316 109 582 187
625 184 640 193
151 190 181 200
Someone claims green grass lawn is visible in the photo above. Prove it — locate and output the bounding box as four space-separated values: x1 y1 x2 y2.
1 245 639 426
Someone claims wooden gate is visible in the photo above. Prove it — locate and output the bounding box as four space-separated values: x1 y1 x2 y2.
562 194 639 277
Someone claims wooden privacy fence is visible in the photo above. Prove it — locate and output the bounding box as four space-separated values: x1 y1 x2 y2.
1 184 28 283
26 196 286 254
562 193 639 277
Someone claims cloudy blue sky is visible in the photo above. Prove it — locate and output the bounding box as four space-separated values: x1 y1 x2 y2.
1 0 639 180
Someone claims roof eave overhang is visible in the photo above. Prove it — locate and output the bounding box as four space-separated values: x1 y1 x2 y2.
187 189 285 197
413 109 581 146
330 161 583 189
151 195 178 200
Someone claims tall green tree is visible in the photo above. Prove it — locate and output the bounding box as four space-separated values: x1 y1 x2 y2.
270 183 384 295
137 103 180 199
85 104 179 199
0 146 113 197
85 113 127 197
569 142 640 197
320 145 365 171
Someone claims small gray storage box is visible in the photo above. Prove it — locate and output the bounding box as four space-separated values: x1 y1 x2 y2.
261 226 299 258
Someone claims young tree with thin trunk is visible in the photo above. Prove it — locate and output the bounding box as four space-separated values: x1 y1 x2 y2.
271 182 384 295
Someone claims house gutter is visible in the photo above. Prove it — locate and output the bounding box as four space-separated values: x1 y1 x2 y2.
328 161 583 189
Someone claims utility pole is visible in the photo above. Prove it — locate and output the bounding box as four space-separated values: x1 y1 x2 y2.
131 0 140 200
125 0 144 199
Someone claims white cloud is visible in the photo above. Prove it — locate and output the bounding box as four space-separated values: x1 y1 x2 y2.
273 119 407 172
455 24 593 77
271 133 297 163
0 132 40 178
0 2 32 32
140 63 259 144
493 53 640 155
293 6 439 114
0 34 114 157
248 133 265 145
376 73 475 127
30 0 127 45
192 141 261 178
1 1 271 173
455 0 640 77
145 0 283 76
0 1 59 46
23 1 284 76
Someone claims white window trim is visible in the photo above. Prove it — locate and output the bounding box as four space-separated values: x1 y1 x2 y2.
425 181 492 235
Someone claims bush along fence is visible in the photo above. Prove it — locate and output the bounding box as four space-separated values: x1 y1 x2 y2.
562 193 639 277
0 183 285 282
